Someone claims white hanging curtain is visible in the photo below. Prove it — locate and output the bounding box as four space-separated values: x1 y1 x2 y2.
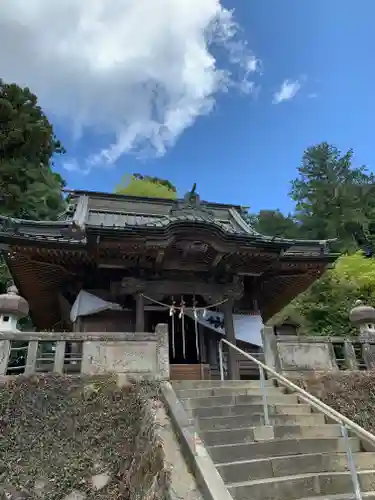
185 310 263 347
70 290 123 322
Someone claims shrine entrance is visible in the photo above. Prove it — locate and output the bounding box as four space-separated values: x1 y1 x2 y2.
147 310 201 364
144 297 211 380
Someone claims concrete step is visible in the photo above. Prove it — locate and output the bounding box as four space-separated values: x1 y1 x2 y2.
172 380 274 389
208 437 360 463
217 452 375 483
180 393 299 408
228 470 375 500
193 402 312 419
297 494 375 500
174 386 285 399
197 412 326 431
271 424 343 440
201 424 343 446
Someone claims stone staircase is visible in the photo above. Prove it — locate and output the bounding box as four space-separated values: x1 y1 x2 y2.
172 379 375 500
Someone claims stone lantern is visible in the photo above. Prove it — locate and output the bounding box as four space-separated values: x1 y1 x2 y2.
349 300 375 337
0 285 29 332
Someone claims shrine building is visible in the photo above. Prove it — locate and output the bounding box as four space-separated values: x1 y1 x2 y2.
0 189 339 380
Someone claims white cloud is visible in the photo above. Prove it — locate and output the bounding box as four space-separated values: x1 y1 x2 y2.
0 0 260 172
273 79 301 104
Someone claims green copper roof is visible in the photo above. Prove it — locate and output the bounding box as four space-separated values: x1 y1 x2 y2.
0 190 336 257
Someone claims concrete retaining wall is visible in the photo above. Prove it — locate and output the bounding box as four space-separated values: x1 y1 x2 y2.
0 323 169 380
262 326 375 375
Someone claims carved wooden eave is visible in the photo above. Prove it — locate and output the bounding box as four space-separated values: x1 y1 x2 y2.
118 275 245 304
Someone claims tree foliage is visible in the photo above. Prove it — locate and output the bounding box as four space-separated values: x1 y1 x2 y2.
290 142 375 250
334 252 375 295
0 260 10 294
0 80 64 165
115 173 177 199
250 210 302 239
0 159 66 220
0 80 66 221
282 253 375 337
243 142 375 336
293 271 360 336
0 80 66 292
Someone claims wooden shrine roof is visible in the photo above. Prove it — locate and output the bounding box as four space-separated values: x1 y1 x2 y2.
0 189 336 252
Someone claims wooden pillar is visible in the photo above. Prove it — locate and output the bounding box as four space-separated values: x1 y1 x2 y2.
135 293 145 332
222 299 240 380
207 332 217 366
198 323 206 363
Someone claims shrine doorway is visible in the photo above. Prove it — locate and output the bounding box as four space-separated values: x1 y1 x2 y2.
146 309 209 380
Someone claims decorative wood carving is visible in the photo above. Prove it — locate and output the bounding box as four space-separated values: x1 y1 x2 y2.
120 275 244 303
177 240 209 257
212 252 225 268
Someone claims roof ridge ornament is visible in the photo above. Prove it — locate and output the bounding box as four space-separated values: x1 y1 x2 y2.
169 183 215 221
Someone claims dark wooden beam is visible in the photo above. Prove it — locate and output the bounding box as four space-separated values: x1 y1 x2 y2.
121 276 244 303
97 255 288 274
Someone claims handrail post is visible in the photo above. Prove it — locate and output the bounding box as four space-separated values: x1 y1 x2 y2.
259 365 270 426
219 340 225 381
341 423 362 500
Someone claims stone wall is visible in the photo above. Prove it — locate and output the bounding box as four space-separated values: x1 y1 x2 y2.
262 326 375 376
122 396 171 499
0 323 169 380
81 325 169 380
276 338 337 374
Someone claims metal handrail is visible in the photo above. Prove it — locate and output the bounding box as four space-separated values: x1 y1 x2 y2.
218 338 375 500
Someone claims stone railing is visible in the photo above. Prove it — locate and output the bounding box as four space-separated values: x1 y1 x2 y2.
262 326 375 377
0 323 169 380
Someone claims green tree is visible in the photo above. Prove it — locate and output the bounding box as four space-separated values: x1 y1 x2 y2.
258 143 375 335
273 253 375 337
334 252 375 301
0 80 66 293
294 271 359 336
252 210 302 239
0 159 66 220
0 260 10 293
290 142 375 251
115 173 177 199
0 80 64 165
0 80 66 220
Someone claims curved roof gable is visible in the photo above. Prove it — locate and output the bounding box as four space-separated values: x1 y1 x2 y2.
0 189 335 256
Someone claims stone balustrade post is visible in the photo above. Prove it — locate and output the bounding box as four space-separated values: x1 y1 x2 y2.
343 340 358 370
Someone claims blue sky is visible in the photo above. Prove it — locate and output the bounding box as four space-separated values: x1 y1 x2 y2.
5 0 372 214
